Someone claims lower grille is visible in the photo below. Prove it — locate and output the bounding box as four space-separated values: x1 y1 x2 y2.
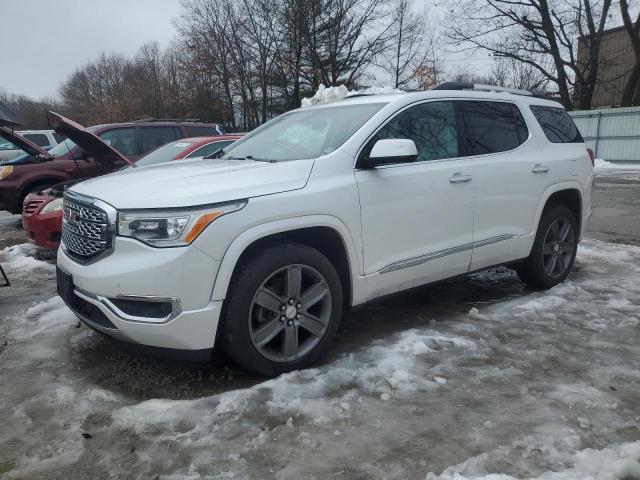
61 194 112 263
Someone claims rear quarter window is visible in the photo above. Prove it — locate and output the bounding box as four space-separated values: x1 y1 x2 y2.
530 106 583 143
22 133 50 147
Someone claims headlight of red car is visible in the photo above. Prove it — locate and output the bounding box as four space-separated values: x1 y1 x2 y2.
40 197 63 213
0 165 13 180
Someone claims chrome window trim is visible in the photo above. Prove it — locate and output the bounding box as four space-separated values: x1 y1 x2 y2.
378 234 514 274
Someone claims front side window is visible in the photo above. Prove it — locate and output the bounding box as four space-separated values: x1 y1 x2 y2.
530 105 583 143
460 101 528 155
140 127 180 154
223 103 385 162
366 101 459 162
187 140 235 158
100 128 137 156
22 133 50 147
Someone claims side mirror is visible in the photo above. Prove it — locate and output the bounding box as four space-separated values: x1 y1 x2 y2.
360 139 418 169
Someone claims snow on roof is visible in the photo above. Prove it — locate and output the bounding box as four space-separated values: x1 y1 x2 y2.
301 84 405 107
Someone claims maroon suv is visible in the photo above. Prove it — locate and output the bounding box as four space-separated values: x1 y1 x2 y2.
0 117 224 213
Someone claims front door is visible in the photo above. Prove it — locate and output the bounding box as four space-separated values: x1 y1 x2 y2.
354 100 475 299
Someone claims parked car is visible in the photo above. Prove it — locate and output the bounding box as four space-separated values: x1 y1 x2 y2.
0 116 224 213
56 83 593 376
23 134 240 249
0 129 63 162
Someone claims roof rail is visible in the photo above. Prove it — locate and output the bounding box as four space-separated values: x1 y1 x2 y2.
133 118 208 123
433 82 545 98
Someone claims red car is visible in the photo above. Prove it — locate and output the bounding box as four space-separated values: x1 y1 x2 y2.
0 113 224 214
22 129 240 249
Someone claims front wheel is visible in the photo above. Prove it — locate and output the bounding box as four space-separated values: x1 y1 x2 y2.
221 243 343 376
516 205 578 289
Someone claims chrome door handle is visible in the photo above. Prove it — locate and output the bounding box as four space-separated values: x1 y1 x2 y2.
449 173 473 183
532 164 550 174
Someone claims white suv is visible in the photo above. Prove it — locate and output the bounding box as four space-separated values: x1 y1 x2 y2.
56 84 593 375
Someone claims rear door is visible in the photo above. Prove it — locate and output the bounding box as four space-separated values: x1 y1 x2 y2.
355 100 475 299
464 100 566 271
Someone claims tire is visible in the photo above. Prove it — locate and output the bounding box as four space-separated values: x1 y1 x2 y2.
516 205 578 290
220 242 343 376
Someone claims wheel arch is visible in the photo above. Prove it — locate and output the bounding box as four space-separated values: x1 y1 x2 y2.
533 182 583 236
211 216 365 307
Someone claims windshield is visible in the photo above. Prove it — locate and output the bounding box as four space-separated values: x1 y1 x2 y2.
47 138 77 156
222 103 385 161
135 141 195 168
0 140 17 151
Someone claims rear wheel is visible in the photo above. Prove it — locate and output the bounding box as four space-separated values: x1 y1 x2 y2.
516 205 578 289
221 242 343 376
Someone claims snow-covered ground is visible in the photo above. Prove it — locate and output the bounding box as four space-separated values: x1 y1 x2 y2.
1 237 639 479
594 158 640 172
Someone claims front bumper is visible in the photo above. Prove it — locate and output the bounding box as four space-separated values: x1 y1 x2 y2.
23 208 62 249
57 237 223 351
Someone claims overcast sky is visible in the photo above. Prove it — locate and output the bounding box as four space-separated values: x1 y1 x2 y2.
2 0 182 99
1 0 494 100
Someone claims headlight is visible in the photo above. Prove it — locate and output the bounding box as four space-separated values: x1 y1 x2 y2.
0 166 13 180
40 197 63 214
118 200 247 247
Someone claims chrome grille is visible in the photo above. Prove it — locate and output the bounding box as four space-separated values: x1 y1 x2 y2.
61 195 112 263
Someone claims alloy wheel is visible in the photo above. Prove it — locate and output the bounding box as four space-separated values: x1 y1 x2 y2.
542 217 575 277
248 264 332 362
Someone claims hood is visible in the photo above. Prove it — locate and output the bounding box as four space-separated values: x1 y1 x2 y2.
0 127 54 159
46 111 135 167
70 158 314 209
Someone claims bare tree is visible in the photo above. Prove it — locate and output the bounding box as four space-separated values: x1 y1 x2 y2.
489 56 549 90
379 0 432 88
446 0 613 109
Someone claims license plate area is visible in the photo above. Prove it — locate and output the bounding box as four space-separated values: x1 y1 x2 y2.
56 266 74 304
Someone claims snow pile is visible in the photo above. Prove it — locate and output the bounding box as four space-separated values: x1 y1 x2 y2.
427 441 640 479
301 84 405 107
0 243 55 274
2 239 640 478
594 158 640 171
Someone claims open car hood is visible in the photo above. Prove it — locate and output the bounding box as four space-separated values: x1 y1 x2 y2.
46 111 135 167
0 127 54 159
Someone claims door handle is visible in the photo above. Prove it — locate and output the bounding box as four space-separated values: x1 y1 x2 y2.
532 164 550 174
449 173 472 183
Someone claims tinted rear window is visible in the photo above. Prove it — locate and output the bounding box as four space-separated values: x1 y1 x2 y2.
530 106 583 143
460 101 528 155
185 126 222 137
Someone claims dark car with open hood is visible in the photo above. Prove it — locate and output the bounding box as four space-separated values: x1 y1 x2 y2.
0 114 224 213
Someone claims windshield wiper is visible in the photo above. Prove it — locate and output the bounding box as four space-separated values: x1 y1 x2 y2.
222 155 277 163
